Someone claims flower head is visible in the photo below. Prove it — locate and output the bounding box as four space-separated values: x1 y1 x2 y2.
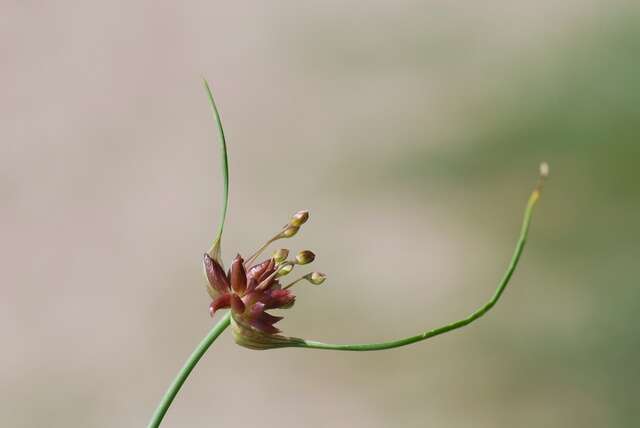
203 210 326 349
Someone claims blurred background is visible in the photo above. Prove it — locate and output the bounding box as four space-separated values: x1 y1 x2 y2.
2 1 639 427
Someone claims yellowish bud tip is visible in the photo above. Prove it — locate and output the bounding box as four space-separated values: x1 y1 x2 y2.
272 248 290 263
539 162 549 179
276 264 293 277
532 161 549 199
290 210 309 227
305 272 326 285
295 250 316 265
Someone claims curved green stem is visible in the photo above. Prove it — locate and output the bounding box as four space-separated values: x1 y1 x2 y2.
204 79 230 264
147 312 231 428
292 186 543 351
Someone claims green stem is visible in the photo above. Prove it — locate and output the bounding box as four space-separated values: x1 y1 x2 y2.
292 186 542 351
147 312 231 428
147 174 544 426
203 79 230 264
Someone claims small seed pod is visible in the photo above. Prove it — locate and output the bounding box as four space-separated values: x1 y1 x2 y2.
305 272 326 285
295 250 316 265
272 248 290 263
290 210 309 227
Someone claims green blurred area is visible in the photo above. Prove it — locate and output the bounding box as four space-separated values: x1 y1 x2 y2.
323 8 640 427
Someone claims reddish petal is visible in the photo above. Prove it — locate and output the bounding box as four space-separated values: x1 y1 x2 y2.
247 302 284 334
247 260 271 282
252 313 283 334
263 289 295 309
249 319 281 335
257 259 276 283
209 294 231 316
230 294 246 314
203 254 230 294
249 301 267 316
270 289 291 299
245 278 257 293
230 255 247 294
257 310 284 326
250 311 284 334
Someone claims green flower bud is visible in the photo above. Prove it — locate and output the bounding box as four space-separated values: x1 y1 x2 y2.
272 248 290 263
305 271 326 285
295 250 316 265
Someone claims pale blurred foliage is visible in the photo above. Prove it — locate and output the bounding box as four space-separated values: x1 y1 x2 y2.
2 1 639 427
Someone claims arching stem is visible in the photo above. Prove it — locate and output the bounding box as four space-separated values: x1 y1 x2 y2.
147 312 231 428
292 182 543 351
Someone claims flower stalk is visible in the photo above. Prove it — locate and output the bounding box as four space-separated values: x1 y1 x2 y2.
147 312 231 428
147 80 548 427
291 177 544 351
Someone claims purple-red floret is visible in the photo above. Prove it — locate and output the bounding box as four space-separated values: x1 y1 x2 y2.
204 253 295 334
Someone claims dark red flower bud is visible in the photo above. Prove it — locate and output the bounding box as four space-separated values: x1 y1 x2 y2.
204 253 230 298
205 209 326 349
230 255 247 294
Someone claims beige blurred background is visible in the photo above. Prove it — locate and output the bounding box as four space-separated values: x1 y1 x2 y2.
2 1 639 427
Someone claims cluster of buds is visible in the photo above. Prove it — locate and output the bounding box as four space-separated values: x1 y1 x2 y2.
203 210 326 349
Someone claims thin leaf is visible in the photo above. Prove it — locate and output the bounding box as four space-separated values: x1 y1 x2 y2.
203 79 229 266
